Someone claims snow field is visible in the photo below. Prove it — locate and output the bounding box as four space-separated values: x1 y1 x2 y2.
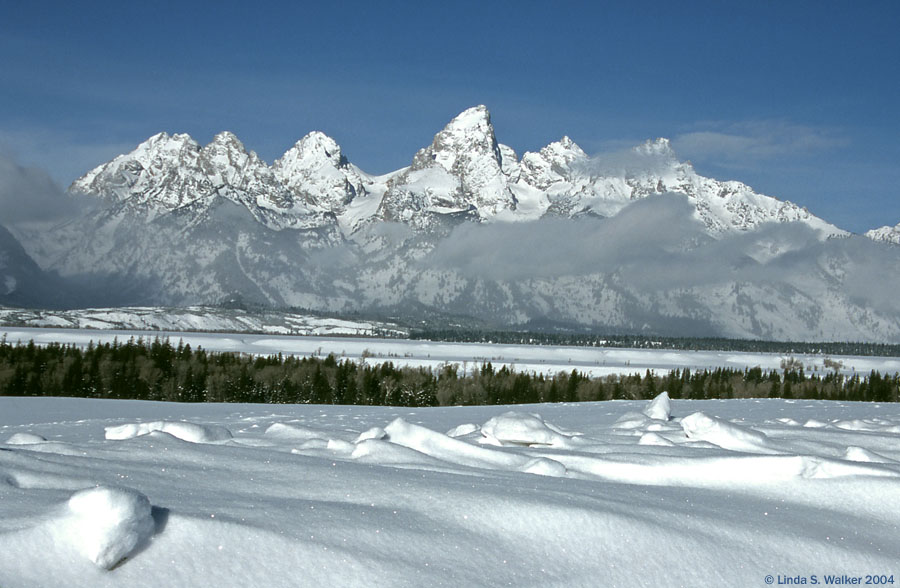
0 395 899 586
4 326 900 378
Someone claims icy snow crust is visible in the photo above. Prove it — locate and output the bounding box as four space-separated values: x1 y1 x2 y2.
2 396 900 587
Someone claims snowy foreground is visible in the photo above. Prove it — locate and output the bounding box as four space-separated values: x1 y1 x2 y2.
1 396 899 587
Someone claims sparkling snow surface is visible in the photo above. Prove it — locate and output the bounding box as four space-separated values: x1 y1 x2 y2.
1 395 899 587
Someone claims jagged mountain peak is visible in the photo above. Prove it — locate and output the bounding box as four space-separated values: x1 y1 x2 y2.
540 136 587 162
208 130 246 148
866 222 900 245
381 106 516 226
272 132 373 215
442 104 492 133
277 131 347 170
133 131 200 160
201 131 255 164
412 105 501 173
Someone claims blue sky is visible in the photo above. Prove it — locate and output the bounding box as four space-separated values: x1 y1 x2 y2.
2 0 898 233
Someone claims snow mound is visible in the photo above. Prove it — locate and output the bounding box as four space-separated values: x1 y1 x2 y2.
803 419 828 428
105 421 232 443
833 419 900 433
611 412 655 431
350 439 444 468
385 418 532 470
480 412 572 446
5 432 47 445
326 439 355 454
844 446 894 463
265 422 327 441
521 457 567 477
59 485 155 569
639 432 675 446
642 391 671 421
680 412 774 453
354 427 387 443
446 423 479 438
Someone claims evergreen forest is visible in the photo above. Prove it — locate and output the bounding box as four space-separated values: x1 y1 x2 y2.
1 337 898 406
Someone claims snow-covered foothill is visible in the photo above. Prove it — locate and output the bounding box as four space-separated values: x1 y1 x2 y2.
56 485 155 569
105 421 232 443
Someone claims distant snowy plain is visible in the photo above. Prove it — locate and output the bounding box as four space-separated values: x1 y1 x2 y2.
4 326 900 378
2 394 900 587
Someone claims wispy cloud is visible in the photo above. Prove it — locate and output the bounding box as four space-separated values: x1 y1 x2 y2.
423 193 900 316
0 151 105 228
672 120 847 167
0 130 136 186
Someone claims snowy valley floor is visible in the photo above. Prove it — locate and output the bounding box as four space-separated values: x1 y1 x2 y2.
1 396 899 587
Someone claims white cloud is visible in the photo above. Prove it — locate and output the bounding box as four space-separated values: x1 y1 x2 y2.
672 121 846 167
0 130 135 186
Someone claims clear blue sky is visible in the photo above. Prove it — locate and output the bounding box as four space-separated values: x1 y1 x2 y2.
2 0 898 233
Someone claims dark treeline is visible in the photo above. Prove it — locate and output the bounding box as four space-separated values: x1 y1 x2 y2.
410 329 900 358
1 337 898 406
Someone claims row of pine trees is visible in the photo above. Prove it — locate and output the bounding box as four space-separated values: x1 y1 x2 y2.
1 337 898 406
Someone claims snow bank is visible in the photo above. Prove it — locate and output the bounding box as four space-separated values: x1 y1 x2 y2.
56 485 155 569
680 412 774 453
105 421 232 443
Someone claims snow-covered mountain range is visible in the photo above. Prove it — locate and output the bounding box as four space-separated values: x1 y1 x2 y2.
4 105 900 342
68 105 844 238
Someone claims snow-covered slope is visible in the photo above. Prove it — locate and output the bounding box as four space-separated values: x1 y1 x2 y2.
0 306 407 337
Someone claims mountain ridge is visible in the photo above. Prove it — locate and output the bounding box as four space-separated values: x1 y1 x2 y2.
68 105 846 239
